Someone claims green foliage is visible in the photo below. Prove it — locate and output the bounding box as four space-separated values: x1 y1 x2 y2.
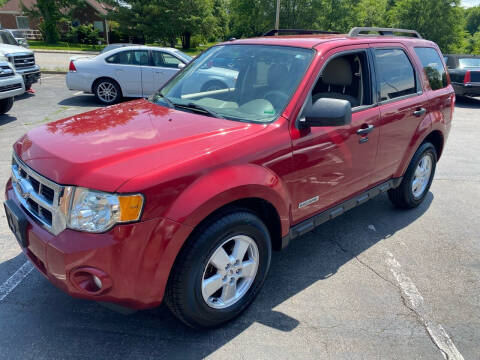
390 0 464 53
465 6 480 35
65 24 102 45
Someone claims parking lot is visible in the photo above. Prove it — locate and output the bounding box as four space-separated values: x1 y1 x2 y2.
0 75 478 359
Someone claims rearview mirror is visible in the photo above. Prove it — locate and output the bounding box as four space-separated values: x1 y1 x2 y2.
300 98 352 128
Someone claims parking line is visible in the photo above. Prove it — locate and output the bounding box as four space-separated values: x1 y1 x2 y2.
0 261 34 302
386 252 464 360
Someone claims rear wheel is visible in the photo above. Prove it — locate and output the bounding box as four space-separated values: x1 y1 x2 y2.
388 142 437 208
94 79 121 105
165 211 271 328
0 97 14 115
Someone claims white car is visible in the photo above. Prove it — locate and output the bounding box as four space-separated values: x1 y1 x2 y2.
0 59 25 114
66 46 193 104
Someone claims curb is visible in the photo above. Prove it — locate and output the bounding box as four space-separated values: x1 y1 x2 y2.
33 49 100 55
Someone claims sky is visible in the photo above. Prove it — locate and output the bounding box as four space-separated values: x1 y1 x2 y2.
463 0 480 7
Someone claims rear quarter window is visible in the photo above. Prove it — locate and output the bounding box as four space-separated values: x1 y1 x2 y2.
414 47 448 90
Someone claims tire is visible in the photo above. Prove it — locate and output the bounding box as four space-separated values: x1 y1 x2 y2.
165 211 272 328
94 78 122 105
0 97 14 115
201 80 228 92
388 142 437 209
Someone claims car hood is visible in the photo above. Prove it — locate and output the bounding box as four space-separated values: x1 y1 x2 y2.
0 43 32 55
14 99 267 192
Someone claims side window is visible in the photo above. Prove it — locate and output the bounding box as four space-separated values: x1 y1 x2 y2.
106 50 149 66
311 51 372 108
374 49 417 101
152 51 182 68
414 47 448 90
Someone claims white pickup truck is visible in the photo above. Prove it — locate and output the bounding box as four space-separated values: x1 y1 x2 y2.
0 58 25 114
0 29 41 91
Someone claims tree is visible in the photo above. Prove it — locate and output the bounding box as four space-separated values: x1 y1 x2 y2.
465 6 480 35
389 0 464 52
355 0 389 27
21 0 80 43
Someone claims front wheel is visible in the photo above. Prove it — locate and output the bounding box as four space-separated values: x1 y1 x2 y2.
0 97 14 115
388 142 437 208
165 211 272 328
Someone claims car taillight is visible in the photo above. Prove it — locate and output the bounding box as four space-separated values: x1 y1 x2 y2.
69 60 77 72
463 70 471 84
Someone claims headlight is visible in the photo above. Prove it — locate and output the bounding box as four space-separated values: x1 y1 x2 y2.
67 187 144 233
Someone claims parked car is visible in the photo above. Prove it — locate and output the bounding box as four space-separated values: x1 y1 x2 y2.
444 54 480 97
0 29 40 91
99 43 141 54
5 29 29 48
5 27 453 328
66 45 193 104
0 58 25 114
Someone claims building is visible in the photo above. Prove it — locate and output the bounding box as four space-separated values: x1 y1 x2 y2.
0 0 113 42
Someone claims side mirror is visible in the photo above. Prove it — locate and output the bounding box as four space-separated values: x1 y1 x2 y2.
178 63 186 69
300 98 352 128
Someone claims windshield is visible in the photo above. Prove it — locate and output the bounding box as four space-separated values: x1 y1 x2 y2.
459 58 480 68
0 31 18 45
152 44 314 123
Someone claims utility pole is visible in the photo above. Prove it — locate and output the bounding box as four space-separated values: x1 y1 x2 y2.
275 0 280 34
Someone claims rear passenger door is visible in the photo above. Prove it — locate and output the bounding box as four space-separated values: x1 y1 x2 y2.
371 45 431 180
141 51 182 96
105 50 149 97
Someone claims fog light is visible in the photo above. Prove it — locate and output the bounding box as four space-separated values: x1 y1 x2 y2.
93 275 103 289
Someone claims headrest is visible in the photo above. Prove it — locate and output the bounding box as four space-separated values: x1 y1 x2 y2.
322 57 352 86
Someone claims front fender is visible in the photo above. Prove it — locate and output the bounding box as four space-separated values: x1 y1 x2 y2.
164 164 291 237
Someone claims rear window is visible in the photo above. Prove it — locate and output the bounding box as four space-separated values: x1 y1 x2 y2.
458 58 480 68
374 49 417 101
414 47 447 90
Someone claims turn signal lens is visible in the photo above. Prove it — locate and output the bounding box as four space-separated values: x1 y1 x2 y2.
69 60 77 72
464 70 471 84
118 194 144 222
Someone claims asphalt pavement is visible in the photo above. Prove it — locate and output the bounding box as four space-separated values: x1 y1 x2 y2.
0 75 478 359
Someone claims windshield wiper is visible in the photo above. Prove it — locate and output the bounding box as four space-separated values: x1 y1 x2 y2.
175 102 224 119
154 93 175 108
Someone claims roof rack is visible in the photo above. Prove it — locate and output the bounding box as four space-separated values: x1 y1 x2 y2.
348 27 422 38
263 29 340 36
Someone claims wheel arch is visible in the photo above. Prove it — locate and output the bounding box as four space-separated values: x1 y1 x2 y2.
91 76 124 97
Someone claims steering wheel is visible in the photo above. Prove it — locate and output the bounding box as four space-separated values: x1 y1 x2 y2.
264 91 289 110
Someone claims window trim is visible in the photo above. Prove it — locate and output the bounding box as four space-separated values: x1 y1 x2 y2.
295 47 375 129
371 46 422 106
104 49 150 66
413 46 449 91
150 50 186 69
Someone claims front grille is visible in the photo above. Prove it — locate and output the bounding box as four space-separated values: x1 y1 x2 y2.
11 154 65 233
0 83 22 92
0 65 14 78
12 54 35 69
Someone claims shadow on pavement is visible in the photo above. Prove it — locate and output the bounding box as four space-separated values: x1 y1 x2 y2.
58 95 105 107
0 114 16 126
0 192 433 359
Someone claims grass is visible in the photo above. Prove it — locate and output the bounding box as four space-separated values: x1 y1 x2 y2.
29 40 218 56
29 41 105 52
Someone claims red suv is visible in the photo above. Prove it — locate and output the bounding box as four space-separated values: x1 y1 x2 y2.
4 27 454 328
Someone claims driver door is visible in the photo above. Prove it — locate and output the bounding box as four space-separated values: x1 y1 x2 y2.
289 46 381 224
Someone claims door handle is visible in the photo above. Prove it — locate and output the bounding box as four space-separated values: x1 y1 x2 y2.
356 124 374 136
413 108 427 117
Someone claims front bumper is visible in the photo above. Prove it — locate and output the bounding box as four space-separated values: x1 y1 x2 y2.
0 74 25 98
15 65 41 86
5 179 191 309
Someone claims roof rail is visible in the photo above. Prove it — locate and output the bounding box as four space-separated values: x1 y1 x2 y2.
263 29 340 36
348 27 422 39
